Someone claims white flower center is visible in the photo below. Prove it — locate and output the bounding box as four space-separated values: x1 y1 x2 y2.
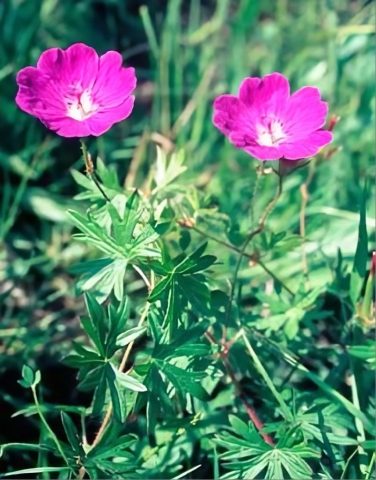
256 120 287 146
66 90 98 121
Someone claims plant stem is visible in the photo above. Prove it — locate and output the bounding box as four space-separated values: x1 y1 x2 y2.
365 452 375 480
31 386 73 472
190 224 294 297
80 139 111 202
225 173 284 329
133 265 152 290
241 331 293 422
340 447 359 480
299 160 315 288
205 330 275 446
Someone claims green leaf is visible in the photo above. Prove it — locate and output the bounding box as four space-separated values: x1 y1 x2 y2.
96 157 119 188
115 370 147 393
350 183 369 304
188 242 208 262
158 362 209 400
116 326 147 347
179 230 191 251
85 293 107 350
105 364 125 422
78 366 105 391
1 467 71 477
61 412 83 455
0 443 54 456
18 365 40 389
148 275 172 302
120 190 141 244
80 317 105 356
348 343 376 368
280 348 375 434
149 260 169 276
92 368 107 417
179 254 217 274
270 231 287 248
177 275 211 313
228 416 262 444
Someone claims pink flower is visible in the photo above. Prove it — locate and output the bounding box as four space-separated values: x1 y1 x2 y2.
213 73 332 161
15 43 136 137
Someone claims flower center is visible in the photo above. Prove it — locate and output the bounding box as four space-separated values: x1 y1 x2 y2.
256 120 287 146
66 89 98 121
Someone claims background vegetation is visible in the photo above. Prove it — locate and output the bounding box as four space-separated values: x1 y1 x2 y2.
0 0 374 478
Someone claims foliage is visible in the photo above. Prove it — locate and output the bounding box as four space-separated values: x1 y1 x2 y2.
0 0 375 479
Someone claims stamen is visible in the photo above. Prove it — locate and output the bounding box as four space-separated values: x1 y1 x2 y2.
256 120 287 146
66 89 98 121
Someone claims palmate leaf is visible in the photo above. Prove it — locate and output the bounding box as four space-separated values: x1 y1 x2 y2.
217 414 321 479
156 360 209 401
64 296 147 419
148 243 216 337
152 147 187 194
144 364 174 434
152 321 211 360
221 444 319 479
68 190 161 302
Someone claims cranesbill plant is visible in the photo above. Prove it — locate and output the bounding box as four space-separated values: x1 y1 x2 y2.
2 42 374 480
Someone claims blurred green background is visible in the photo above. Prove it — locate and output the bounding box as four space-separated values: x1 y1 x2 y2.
0 0 374 472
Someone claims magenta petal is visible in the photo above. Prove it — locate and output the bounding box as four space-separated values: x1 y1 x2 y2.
37 47 66 77
87 96 135 136
16 43 137 138
92 51 136 108
37 44 99 92
284 86 328 138
244 144 283 161
46 118 92 138
280 130 333 160
213 94 239 135
254 73 290 117
212 71 332 162
16 66 66 118
63 43 99 90
238 77 261 106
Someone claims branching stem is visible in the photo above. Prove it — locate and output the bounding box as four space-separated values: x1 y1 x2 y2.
224 173 284 331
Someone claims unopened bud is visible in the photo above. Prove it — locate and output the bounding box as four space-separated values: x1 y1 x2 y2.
328 115 340 132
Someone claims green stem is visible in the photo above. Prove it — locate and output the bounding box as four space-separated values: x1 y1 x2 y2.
340 447 359 480
349 358 366 442
241 330 293 422
190 225 294 296
31 386 73 473
365 452 375 480
225 173 284 327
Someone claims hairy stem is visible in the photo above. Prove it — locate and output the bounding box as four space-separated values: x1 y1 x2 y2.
80 139 111 202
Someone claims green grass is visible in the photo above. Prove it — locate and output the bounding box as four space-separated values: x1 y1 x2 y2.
0 0 374 478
